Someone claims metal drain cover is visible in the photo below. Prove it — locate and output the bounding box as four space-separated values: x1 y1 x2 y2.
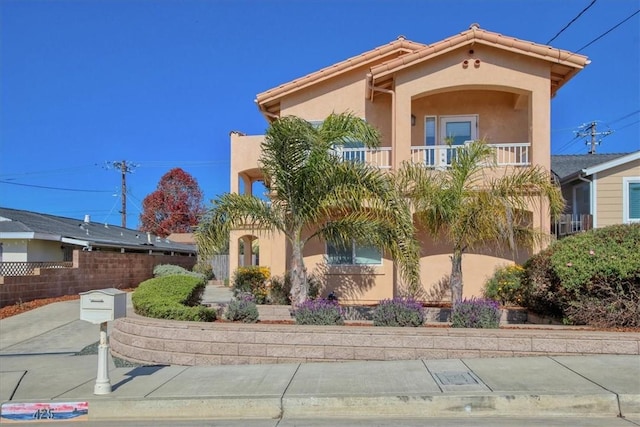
433 371 479 386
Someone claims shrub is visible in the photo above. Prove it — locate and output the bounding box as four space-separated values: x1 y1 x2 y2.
483 264 526 306
451 298 501 328
265 272 321 305
153 264 205 280
232 266 270 304
524 223 640 327
293 298 344 325
132 275 216 322
306 274 321 300
268 275 291 305
193 259 215 280
372 298 425 327
225 293 259 323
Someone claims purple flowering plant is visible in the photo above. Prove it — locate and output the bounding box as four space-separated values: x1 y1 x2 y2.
293 298 345 325
451 297 501 328
372 297 425 327
225 292 259 323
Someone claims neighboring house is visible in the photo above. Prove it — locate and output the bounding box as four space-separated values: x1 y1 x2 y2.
551 151 640 235
229 24 589 303
167 232 197 248
0 207 197 263
0 207 197 307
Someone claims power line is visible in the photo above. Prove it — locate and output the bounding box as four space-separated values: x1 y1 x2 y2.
133 160 229 166
607 110 640 126
555 135 583 154
0 180 112 193
0 165 98 179
616 119 640 132
546 0 597 44
576 9 640 53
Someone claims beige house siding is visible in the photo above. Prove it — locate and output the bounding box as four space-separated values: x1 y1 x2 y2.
595 159 640 227
0 239 63 262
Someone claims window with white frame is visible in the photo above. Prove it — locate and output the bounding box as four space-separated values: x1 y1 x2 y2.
623 177 640 223
424 116 436 146
424 115 478 146
326 240 382 265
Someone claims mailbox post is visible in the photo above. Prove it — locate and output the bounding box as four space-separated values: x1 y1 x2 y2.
79 288 126 395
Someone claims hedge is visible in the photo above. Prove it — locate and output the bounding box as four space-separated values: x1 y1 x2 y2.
132 275 216 322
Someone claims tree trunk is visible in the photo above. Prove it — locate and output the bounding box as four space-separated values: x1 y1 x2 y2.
289 239 308 309
450 249 463 305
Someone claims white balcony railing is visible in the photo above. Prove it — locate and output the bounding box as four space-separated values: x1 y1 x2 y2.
410 142 531 168
334 143 530 170
336 147 392 169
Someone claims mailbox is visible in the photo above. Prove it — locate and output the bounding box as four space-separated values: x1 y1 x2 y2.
80 288 127 324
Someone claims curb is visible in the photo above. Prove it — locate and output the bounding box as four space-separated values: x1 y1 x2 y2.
87 397 282 421
78 392 626 421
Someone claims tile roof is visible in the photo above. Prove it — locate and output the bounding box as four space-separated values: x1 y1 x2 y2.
0 207 196 254
256 36 427 109
256 24 589 113
369 24 589 96
551 153 630 181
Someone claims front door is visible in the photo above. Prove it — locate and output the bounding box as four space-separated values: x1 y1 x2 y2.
439 115 478 165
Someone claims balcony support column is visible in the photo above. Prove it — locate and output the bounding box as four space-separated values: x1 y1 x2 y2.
394 89 413 170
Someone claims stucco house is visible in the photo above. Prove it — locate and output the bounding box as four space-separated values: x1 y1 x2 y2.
229 24 589 303
551 151 640 236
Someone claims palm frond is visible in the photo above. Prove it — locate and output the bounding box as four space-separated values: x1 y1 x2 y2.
195 193 283 259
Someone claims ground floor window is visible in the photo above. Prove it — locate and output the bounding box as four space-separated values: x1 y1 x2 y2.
623 177 640 223
326 241 382 265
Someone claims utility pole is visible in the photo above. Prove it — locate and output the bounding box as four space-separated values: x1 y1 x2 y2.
575 122 614 154
106 161 138 228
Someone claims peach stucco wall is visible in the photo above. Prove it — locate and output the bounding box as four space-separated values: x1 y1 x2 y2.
280 67 368 120
227 41 561 303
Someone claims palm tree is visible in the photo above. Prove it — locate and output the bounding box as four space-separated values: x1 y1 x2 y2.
196 113 420 307
398 140 564 305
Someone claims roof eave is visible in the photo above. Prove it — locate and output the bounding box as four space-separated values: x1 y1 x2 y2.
583 151 640 176
371 36 588 84
256 40 427 108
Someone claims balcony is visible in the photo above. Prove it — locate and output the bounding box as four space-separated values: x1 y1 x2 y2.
410 142 530 168
334 143 531 170
335 147 392 169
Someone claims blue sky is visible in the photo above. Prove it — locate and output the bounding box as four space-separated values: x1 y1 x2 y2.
1 0 638 228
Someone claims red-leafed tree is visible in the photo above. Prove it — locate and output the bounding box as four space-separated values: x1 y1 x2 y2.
139 168 204 237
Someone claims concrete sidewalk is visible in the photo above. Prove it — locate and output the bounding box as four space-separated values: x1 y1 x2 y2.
1 288 639 423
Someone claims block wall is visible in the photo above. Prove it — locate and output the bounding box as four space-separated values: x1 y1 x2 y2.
0 251 195 307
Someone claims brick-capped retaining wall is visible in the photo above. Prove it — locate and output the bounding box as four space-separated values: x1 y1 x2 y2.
0 251 195 307
111 316 640 366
